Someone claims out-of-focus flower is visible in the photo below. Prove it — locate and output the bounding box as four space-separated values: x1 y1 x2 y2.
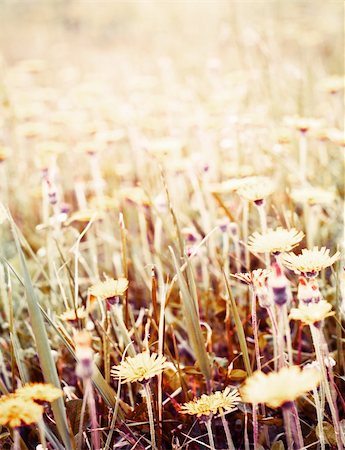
326 128 345 147
281 247 340 277
248 227 304 254
111 352 169 384
15 383 63 403
291 187 335 206
0 395 43 427
180 387 241 417
240 366 321 408
319 75 344 94
59 307 87 323
89 278 128 300
236 176 275 203
284 116 324 133
289 300 334 325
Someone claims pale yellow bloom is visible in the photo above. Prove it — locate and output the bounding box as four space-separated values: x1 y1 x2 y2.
89 278 129 299
111 352 169 383
236 176 275 202
180 387 241 417
0 395 43 427
248 227 304 254
15 383 63 403
281 247 340 276
65 209 101 224
241 366 321 408
289 300 335 325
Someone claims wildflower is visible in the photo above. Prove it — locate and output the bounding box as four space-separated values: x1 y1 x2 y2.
0 395 43 427
15 383 63 403
284 116 323 133
280 247 340 277
111 352 169 384
240 366 321 408
248 227 304 255
289 300 334 325
89 278 128 300
180 387 241 417
59 307 87 323
236 176 275 203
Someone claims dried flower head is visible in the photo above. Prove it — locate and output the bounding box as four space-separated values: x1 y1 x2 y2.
232 269 271 287
0 395 44 427
111 352 169 384
75 330 94 379
289 300 334 325
236 176 275 203
15 383 63 403
89 278 129 300
180 387 241 417
241 366 321 408
248 227 304 254
280 247 340 276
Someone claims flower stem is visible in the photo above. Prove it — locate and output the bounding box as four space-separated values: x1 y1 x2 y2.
310 325 344 449
220 412 235 450
144 382 157 450
252 403 259 450
251 288 261 371
13 428 20 450
205 417 216 450
256 202 270 268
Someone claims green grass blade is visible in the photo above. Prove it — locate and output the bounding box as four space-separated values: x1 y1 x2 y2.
224 273 252 376
170 247 211 383
9 219 73 450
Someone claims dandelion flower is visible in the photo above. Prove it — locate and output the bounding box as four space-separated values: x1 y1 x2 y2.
0 395 43 427
180 387 241 417
236 176 275 203
89 278 129 300
111 352 169 384
280 247 340 276
15 383 63 403
289 300 334 325
248 227 304 254
241 366 321 408
59 307 87 322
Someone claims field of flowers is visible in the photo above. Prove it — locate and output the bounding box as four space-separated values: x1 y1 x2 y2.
0 2 344 449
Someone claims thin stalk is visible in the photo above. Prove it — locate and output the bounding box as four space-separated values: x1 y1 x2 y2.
283 304 293 365
242 200 250 271
267 306 279 371
252 403 259 450
310 325 344 449
220 412 235 450
250 288 261 370
205 417 216 450
299 131 307 184
256 202 270 268
313 388 326 450
143 382 157 450
282 404 293 450
13 428 20 450
290 402 304 449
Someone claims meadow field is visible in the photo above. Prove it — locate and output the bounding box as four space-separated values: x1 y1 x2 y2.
0 2 344 449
